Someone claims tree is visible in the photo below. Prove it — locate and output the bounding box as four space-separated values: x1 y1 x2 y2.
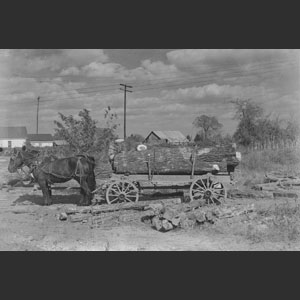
231 99 264 147
54 109 97 154
193 115 223 142
54 107 119 154
284 117 300 146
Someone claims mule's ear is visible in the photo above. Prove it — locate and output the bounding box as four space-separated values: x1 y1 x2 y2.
22 145 26 152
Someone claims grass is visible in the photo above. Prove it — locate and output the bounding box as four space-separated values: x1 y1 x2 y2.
208 147 300 246
239 147 300 173
234 147 300 187
245 200 300 243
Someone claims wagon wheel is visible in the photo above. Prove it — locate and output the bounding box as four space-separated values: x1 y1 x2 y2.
105 179 139 204
189 175 226 205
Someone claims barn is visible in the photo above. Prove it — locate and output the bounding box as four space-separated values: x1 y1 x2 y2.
144 130 188 144
0 126 28 148
27 134 53 147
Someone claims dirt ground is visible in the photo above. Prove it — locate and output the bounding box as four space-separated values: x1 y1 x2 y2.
1 156 300 251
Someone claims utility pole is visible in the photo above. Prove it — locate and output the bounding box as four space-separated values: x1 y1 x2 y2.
36 96 40 134
120 84 132 140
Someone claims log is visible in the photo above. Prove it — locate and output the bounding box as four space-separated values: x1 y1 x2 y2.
63 198 181 216
113 144 238 175
65 207 91 215
273 192 298 199
186 210 206 223
90 198 182 215
179 218 196 229
161 220 174 232
57 212 68 221
252 183 279 191
69 214 90 223
152 216 163 231
227 189 258 199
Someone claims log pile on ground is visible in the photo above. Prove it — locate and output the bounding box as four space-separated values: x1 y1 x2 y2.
56 197 255 233
250 171 300 199
142 201 255 232
113 144 239 175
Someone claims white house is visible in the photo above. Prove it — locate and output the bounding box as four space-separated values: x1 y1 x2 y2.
27 134 53 147
0 126 27 148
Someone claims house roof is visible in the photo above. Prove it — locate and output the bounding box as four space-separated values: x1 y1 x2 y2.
0 126 27 139
28 134 53 142
145 131 188 143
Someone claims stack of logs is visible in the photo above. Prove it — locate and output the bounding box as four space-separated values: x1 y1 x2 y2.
251 172 300 199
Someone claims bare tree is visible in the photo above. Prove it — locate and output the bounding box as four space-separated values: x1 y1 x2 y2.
193 115 223 142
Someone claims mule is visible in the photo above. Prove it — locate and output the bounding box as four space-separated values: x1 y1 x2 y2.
8 146 96 206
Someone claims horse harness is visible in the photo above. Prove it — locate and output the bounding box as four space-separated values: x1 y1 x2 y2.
17 151 86 184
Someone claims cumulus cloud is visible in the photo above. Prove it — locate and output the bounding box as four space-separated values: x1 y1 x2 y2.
0 49 110 77
167 49 298 68
161 83 269 103
1 49 299 137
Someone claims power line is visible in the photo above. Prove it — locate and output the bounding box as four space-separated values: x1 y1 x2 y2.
0 57 297 104
38 62 297 101
1 57 298 104
0 56 296 96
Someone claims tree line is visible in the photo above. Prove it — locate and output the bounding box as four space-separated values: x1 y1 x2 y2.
51 98 299 155
191 98 299 149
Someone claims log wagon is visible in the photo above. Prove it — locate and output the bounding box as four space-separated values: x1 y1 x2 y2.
94 143 241 205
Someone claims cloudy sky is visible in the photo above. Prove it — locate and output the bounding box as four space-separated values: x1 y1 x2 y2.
0 49 299 138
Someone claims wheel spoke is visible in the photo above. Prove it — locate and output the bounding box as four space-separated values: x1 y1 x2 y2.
194 182 206 191
199 178 206 189
124 188 135 195
124 196 135 202
211 197 218 204
109 197 119 203
123 184 131 193
107 193 119 197
110 187 119 193
211 190 223 199
193 190 204 196
207 178 212 188
116 184 122 193
125 193 137 199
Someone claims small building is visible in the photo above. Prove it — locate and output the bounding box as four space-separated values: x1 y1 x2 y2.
27 134 53 147
144 130 188 144
0 126 28 148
